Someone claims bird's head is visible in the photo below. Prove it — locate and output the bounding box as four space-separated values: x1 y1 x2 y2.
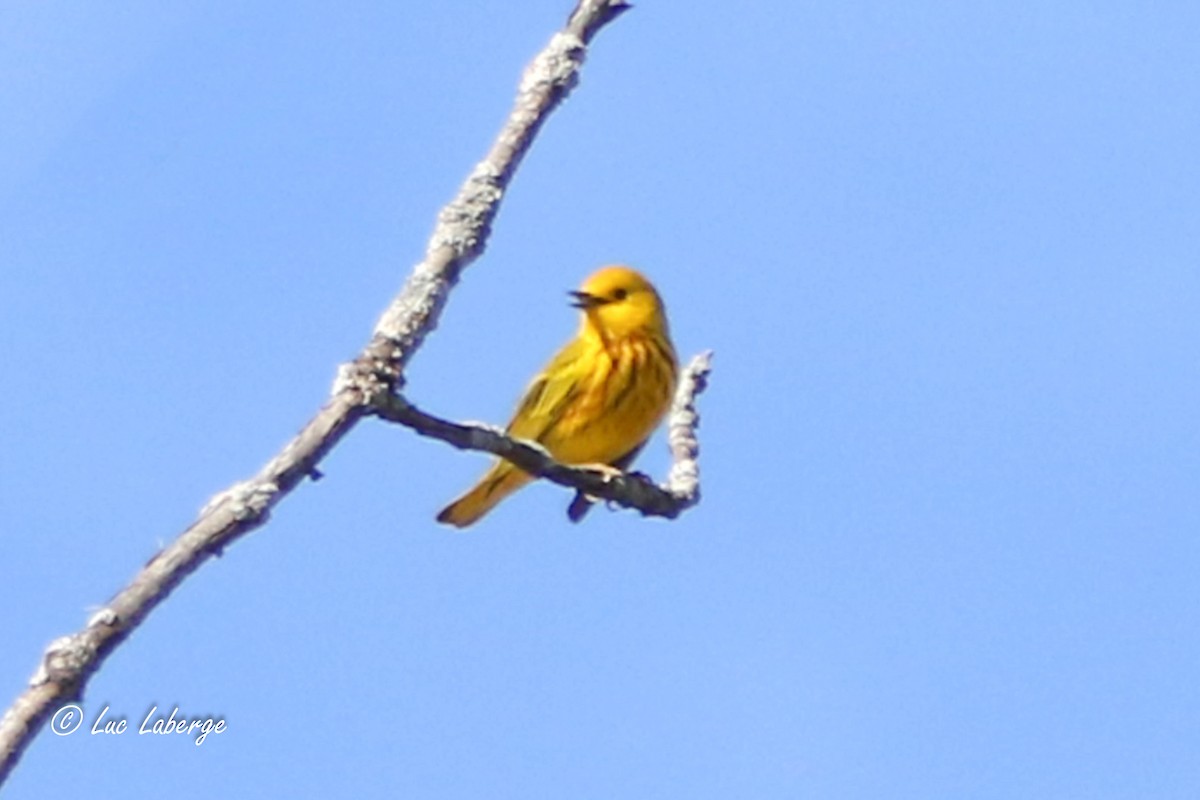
569 265 669 339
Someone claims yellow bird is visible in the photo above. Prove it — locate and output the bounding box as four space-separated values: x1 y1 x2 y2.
437 265 679 528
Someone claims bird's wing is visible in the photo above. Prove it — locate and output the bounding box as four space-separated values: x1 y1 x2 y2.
505 338 590 442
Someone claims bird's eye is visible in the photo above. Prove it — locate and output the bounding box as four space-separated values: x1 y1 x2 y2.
612 288 628 301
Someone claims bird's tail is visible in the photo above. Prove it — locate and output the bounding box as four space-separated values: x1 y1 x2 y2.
436 462 532 528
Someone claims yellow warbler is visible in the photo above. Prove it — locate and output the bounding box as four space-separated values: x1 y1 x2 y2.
437 265 679 528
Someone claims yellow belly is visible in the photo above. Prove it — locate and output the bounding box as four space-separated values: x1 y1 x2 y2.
542 336 676 465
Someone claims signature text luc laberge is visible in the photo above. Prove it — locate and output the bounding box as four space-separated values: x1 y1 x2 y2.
91 705 226 746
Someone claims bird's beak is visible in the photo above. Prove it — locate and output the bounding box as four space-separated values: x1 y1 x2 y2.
568 290 607 309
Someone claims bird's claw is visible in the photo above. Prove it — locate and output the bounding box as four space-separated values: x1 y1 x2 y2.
580 462 625 482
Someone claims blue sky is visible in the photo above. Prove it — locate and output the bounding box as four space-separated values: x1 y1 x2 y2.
3 2 1199 797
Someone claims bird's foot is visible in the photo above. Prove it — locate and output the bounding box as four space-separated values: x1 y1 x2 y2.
579 462 625 482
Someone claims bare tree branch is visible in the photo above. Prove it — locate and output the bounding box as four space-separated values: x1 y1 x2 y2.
372 351 713 520
665 351 713 502
365 0 631 384
0 0 635 784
